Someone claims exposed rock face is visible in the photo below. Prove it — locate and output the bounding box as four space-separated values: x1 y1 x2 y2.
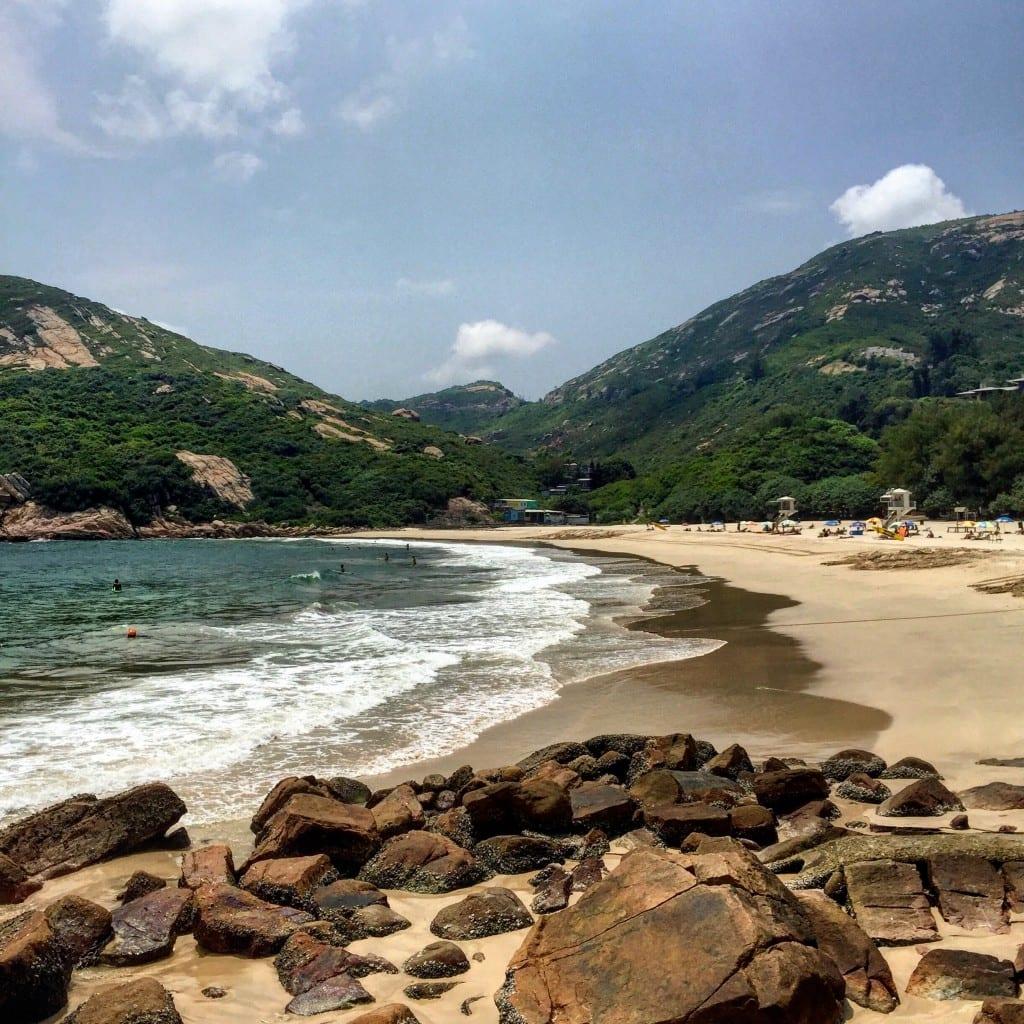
960 783 1024 811
643 802 731 847
795 890 898 1013
371 785 425 840
753 768 830 812
180 844 235 889
44 895 113 968
175 451 254 508
497 846 844 1024
193 883 312 956
241 854 337 911
512 780 572 833
703 743 753 780
877 777 964 817
569 783 636 834
359 832 487 894
927 854 1009 932
0 782 186 879
0 502 134 541
101 888 195 966
906 948 1017 1001
0 910 71 1021
64 978 183 1024
844 859 938 945
976 999 1024 1024
430 888 533 940
0 305 99 370
117 870 166 903
403 941 470 979
0 852 41 904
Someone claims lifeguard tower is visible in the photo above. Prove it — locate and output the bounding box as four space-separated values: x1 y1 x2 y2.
770 495 798 533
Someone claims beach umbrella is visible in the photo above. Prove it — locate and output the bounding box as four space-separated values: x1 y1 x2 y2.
850 521 866 528
996 514 1015 523
711 520 724 527
824 519 840 527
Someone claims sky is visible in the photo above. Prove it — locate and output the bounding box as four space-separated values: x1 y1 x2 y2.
2 1 1023 401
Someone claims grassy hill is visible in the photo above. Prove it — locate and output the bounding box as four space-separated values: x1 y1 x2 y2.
364 380 525 435
481 212 1024 520
0 277 535 527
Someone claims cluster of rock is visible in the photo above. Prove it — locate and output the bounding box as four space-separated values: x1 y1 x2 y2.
4 735 1024 1023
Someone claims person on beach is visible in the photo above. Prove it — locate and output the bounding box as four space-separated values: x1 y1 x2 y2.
112 579 122 592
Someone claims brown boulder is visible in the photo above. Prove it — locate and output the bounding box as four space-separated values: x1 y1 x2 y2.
517 742 590 773
246 794 380 875
179 843 235 889
371 785 425 840
474 835 563 874
193 882 312 956
626 734 699 783
703 743 754 780
0 910 71 1022
241 854 337 911
286 974 374 1015
251 777 333 833
642 802 731 847
0 783 186 879
497 846 844 1024
961 783 1024 811
844 859 938 945
629 769 742 809
820 749 887 781
906 948 1016 1000
348 1005 420 1024
569 857 606 892
976 999 1024 1024
403 940 470 978
275 930 396 995
44 895 112 968
881 756 940 779
116 871 165 904
0 852 41 904
877 777 963 817
64 978 182 1024
927 854 1009 933
569 782 636 835
532 866 572 914
430 888 533 939
753 768 830 813
462 782 521 838
313 878 388 923
350 904 411 938
795 890 898 1013
729 804 778 847
101 888 194 966
359 831 487 893
513 779 573 833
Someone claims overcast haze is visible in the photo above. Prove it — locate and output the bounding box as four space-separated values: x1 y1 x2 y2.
2 1 1022 400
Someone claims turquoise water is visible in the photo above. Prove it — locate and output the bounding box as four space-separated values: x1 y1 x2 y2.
0 538 716 822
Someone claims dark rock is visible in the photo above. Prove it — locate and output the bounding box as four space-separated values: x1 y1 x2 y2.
626 734 699 784
462 783 521 838
512 779 572 834
881 756 940 780
703 743 754 780
976 998 1024 1023
926 855 1009 932
474 835 563 875
44 895 112 968
1004 863 1024 913
275 930 396 995
517 742 590 773
0 783 186 879
795 890 899 1013
117 871 166 903
753 768 830 813
446 766 476 792
762 756 789 773
201 987 226 999
951 813 971 830
64 978 182 1024
434 790 457 812
193 882 312 956
101 887 194 966
404 981 460 1000
566 755 602 781
160 827 191 850
349 1006 420 1024
326 777 373 806
729 804 778 847
878 778 964 817
643 802 731 847
371 785 425 840
0 910 70 1022
421 774 447 792
241 854 337 911
906 948 1016 1000
0 853 41 904
583 734 651 758
350 904 411 938
845 859 938 945
629 769 742 809
427 807 476 849
569 782 635 835
836 773 892 804
312 878 387 923
531 866 571 914
359 831 487 894
820 749 887 781
594 750 630 780
286 974 373 1015
569 857 606 892
961 783 1024 811
404 941 470 978
430 888 533 939
461 995 486 1016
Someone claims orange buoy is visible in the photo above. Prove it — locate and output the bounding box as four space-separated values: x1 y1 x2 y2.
127 627 138 639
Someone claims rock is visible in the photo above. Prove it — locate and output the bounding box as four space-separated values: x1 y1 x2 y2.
961 783 1024 811
435 790 457 812
584 734 651 758
571 828 611 860
64 978 183 1024
1002 825 1019 834
0 910 70 1023
524 761 580 789
497 846 844 1024
951 813 971 829
44 895 112 968
976 999 1024 1023
446 766 476 791
926 855 1009 932
906 948 1016 1000
117 871 166 903
201 987 226 999
703 743 754 780
617 827 663 850
836 773 892 804
845 859 938 945
569 782 636 835
594 750 630 780
626 734 699 783
286 974 374 1015
327 777 373 806
193 882 312 956
428 807 476 849
820 749 887 781
518 742 590 773
371 785 425 839
532 867 571 914
462 783 521 838
0 502 134 541
180 843 235 889
349 1006 420 1024
512 779 572 833
0 853 41 904
566 755 602 781
1004 863 1024 913
753 768 830 813
313 878 388 923
461 995 486 1015
101 888 194 966
729 804 778 846
795 890 899 1013
350 904 411 938
0 782 186 879
245 794 380 876
629 769 742 809
431 888 533 940
404 941 470 978
569 858 606 892
241 854 337 911
275 930 396 996
251 777 334 833
878 777 964 817
642 802 731 847
359 832 487 894
762 756 790 772
404 981 460 1000
474 835 563 874
881 756 940 780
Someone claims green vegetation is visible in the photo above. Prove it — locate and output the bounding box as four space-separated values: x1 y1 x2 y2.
364 380 524 434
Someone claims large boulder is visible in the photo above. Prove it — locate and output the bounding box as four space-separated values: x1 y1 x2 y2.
629 770 742 809
462 783 521 838
0 910 71 1022
513 779 573 833
642 803 731 847
313 879 388 924
179 843 235 889
795 890 898 1013
906 949 1017 1001
241 854 337 911
275 930 396 995
358 832 487 894
101 888 195 966
729 805 778 847
193 883 312 956
703 743 754 780
569 783 636 835
960 783 1024 811
371 785 425 840
753 769 829 813
0 853 41 904
926 855 1009 933
245 794 380 876
820 749 886 781
431 888 533 940
627 734 699 783
497 846 844 1024
251 777 335 833
64 978 183 1024
976 999 1024 1024
844 859 938 946
878 777 964 817
403 941 470 979
0 783 186 879
474 835 563 874
44 895 112 968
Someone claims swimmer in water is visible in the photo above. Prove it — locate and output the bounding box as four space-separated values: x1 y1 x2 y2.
412 556 417 566
112 579 122 592
384 552 390 563
339 563 345 573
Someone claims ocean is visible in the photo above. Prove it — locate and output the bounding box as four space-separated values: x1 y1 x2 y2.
0 538 720 823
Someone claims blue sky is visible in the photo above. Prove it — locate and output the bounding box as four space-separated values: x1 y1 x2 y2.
2 1 1022 400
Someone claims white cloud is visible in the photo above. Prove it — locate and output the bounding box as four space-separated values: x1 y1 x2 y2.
427 319 555 384
830 164 969 236
339 92 398 131
272 107 306 137
211 151 265 184
396 277 456 298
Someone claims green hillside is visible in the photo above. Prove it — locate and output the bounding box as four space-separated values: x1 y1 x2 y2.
364 380 525 434
483 212 1024 520
0 277 534 527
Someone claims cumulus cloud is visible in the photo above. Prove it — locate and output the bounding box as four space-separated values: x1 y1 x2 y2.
396 277 456 298
427 319 555 384
830 164 969 236
339 93 398 131
272 107 306 137
211 151 265 184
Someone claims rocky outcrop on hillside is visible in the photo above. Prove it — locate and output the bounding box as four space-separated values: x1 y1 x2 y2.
174 452 255 508
0 502 134 541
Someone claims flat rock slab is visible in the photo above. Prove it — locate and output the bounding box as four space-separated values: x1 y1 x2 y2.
927 855 1009 933
180 844 235 889
642 802 731 847
906 948 1017 1001
193 883 312 956
241 854 336 910
64 978 183 1024
286 973 373 1015
569 783 635 835
961 783 1024 811
101 888 194 966
845 859 938 946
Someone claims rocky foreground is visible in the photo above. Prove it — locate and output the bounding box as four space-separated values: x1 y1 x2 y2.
5 736 1024 1023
